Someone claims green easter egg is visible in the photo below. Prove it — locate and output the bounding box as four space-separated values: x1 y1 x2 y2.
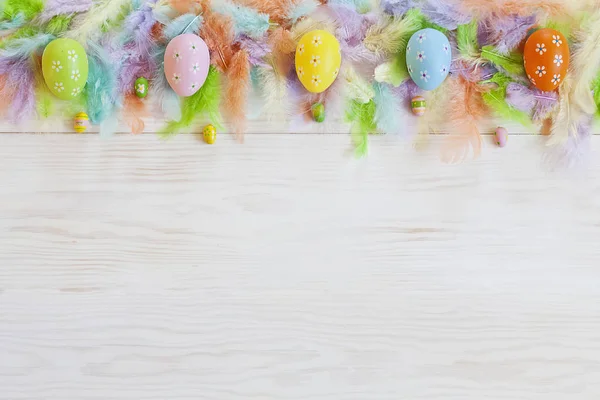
311 102 325 123
135 77 149 98
42 38 88 101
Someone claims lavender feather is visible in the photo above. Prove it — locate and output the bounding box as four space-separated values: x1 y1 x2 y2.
37 0 93 23
239 35 271 67
482 14 535 55
543 116 592 170
532 90 558 122
419 0 471 30
506 83 536 113
380 0 415 17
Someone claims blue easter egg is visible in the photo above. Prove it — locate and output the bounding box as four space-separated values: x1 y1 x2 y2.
406 28 452 91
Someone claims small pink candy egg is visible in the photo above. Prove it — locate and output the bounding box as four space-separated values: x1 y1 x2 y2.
495 127 508 147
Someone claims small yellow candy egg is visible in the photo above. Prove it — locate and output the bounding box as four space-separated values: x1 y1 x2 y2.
74 112 89 133
203 124 216 144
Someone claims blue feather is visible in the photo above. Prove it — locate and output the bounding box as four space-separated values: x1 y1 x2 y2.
373 82 402 134
288 0 319 22
0 12 25 30
84 41 121 130
0 33 54 67
212 0 270 39
164 13 203 41
152 46 182 122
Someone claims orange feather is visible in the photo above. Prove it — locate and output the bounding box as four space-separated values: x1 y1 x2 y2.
123 95 148 134
223 50 251 141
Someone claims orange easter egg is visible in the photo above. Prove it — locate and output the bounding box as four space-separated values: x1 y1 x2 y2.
523 28 569 92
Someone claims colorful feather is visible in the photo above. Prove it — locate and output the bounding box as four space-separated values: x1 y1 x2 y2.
347 99 376 158
481 14 535 55
343 66 375 104
255 63 289 119
212 0 270 39
37 0 93 23
164 13 203 41
456 20 481 66
288 0 319 23
160 65 222 136
123 94 147 134
482 73 532 127
380 0 415 17
419 0 471 30
152 46 182 122
364 9 423 56
66 0 130 42
480 45 525 77
373 81 402 134
223 49 250 139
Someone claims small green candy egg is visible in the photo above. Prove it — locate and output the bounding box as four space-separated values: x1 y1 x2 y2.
135 77 149 98
311 102 325 123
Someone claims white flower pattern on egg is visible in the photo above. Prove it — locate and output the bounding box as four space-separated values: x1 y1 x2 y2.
311 75 321 86
420 70 429 82
54 82 64 92
535 66 546 77
173 50 182 62
552 74 561 85
71 87 82 97
553 55 563 66
52 61 62 72
536 43 546 54
67 50 78 62
190 63 200 74
297 66 304 77
310 55 321 67
71 69 81 81
552 35 562 47
172 73 181 84
416 51 426 62
312 36 322 47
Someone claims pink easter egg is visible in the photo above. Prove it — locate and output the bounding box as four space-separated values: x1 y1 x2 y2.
164 34 210 97
495 127 508 147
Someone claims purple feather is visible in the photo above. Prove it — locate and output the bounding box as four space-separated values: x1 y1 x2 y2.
328 4 371 42
119 3 158 94
481 14 535 55
419 0 471 30
532 90 558 122
38 0 93 22
506 83 536 113
393 80 422 112
380 0 415 16
239 35 271 67
6 60 36 123
543 116 592 170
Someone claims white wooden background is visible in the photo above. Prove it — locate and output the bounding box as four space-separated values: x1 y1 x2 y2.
1 133 600 399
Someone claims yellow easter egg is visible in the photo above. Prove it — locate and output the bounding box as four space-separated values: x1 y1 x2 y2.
203 124 216 144
295 30 341 94
74 112 89 133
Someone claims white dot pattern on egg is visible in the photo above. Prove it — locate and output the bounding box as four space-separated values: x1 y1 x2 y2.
406 28 452 91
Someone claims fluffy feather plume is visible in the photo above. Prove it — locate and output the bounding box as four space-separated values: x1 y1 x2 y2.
419 0 471 30
235 0 290 25
239 34 271 67
364 10 423 56
123 94 148 134
0 33 53 123
480 45 524 77
164 13 203 41
569 11 600 117
255 63 289 119
455 20 481 66
380 0 415 16
343 66 375 104
441 75 488 163
223 49 250 139
200 7 235 71
373 82 403 134
480 14 535 55
347 99 377 158
460 0 564 18
288 0 319 23
84 41 120 134
65 0 130 42
37 0 93 23
212 0 270 39
482 73 532 126
160 65 222 136
505 82 558 122
1 0 44 23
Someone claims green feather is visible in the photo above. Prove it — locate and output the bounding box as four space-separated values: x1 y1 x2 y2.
2 0 44 21
480 45 525 77
374 54 408 86
456 20 479 62
45 15 72 35
592 71 600 118
346 99 377 158
160 66 222 137
481 73 532 127
364 8 424 56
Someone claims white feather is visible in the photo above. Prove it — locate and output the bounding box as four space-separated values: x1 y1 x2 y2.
571 10 600 116
65 0 130 42
256 66 290 120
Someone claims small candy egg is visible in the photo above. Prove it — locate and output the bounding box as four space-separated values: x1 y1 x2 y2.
411 96 426 116
135 77 149 98
495 127 508 147
311 102 325 123
74 112 90 133
203 124 216 144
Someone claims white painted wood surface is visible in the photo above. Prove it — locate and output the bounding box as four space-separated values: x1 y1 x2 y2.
1 133 600 399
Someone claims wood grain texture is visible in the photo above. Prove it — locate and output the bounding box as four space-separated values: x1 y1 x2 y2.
1 134 600 400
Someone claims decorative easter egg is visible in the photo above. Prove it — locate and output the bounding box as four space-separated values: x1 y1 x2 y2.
311 102 325 123
495 127 508 147
135 77 149 98
411 96 426 116
406 28 451 91
74 112 90 133
203 124 216 144
42 38 88 100
524 28 569 92
295 30 341 94
164 34 210 97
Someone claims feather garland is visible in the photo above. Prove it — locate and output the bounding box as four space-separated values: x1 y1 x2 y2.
160 65 222 136
223 49 250 140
